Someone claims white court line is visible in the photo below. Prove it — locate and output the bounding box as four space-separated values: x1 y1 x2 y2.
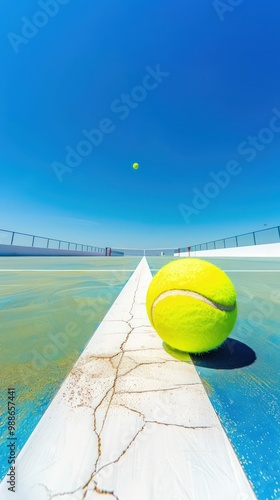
0 269 280 273
221 270 280 272
0 269 136 272
150 269 280 272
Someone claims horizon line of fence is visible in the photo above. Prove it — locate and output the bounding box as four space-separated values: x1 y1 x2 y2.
180 224 280 253
1 224 279 257
112 225 280 256
0 228 106 254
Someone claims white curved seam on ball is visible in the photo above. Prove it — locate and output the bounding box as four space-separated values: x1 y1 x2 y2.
152 290 235 315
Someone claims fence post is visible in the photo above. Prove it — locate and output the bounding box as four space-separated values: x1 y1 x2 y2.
278 226 280 240
11 232 15 245
253 232 256 245
223 239 226 248
47 239 49 248
32 236 35 247
213 241 216 249
235 236 238 247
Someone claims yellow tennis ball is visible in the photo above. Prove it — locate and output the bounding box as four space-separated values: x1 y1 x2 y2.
132 162 139 169
146 258 237 354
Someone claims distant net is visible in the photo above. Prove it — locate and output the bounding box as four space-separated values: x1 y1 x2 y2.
111 248 179 256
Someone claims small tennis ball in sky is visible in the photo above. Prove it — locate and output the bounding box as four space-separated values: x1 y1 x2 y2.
132 162 139 170
146 258 237 354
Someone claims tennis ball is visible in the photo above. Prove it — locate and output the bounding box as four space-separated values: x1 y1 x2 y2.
146 258 237 354
132 162 139 169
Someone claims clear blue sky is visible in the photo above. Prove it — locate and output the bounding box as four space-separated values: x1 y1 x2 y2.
1 0 280 248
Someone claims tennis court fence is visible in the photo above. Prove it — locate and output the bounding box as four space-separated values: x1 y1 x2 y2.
179 225 280 254
1 225 279 257
0 228 107 255
112 225 280 256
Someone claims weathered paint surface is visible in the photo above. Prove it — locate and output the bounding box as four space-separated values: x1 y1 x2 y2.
0 257 141 480
0 258 255 499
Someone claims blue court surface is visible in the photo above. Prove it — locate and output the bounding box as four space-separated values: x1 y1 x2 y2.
0 256 280 499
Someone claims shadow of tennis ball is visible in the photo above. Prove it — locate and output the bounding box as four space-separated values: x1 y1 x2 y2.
191 338 256 369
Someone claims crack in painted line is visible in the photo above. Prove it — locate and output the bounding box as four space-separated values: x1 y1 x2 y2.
116 403 145 420
116 403 215 431
41 262 209 499
82 481 119 499
92 386 115 471
118 359 171 378
145 421 214 430
80 268 143 497
39 483 52 499
91 353 122 370
93 422 147 480
43 270 143 499
92 401 215 482
116 383 201 394
92 481 119 499
48 484 83 499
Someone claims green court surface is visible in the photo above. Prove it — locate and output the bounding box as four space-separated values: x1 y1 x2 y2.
0 256 280 498
0 256 141 480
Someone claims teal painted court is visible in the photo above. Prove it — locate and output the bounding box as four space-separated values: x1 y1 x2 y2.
0 253 280 498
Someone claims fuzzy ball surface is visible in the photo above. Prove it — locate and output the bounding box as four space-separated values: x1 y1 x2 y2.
146 258 237 353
